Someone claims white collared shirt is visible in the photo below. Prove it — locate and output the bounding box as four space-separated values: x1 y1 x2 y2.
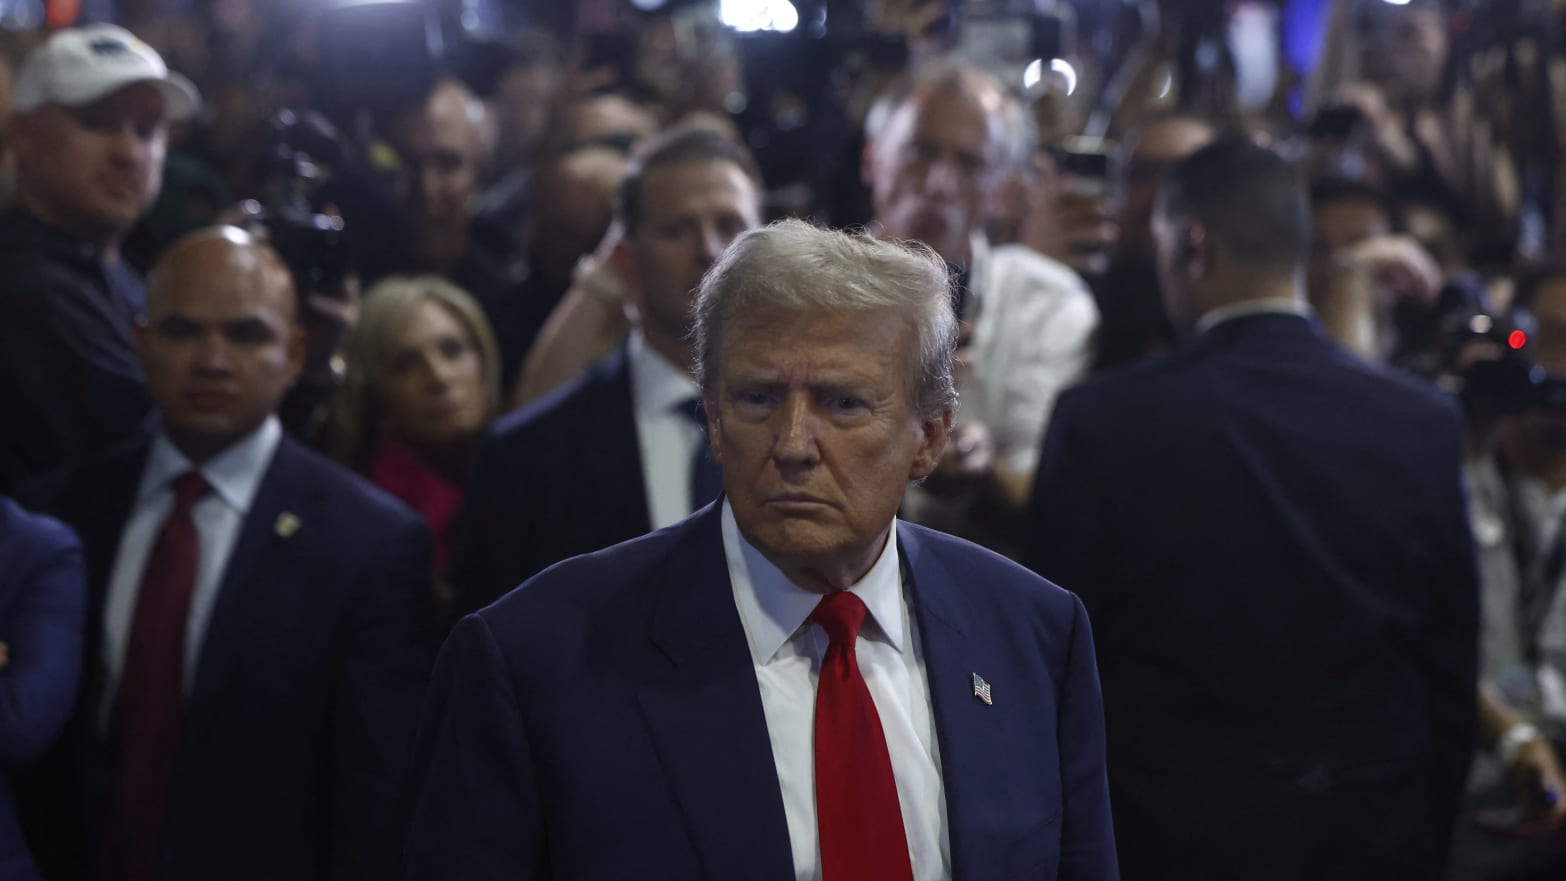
722 501 950 881
101 416 282 726
964 233 1099 474
627 331 705 529
1194 297 1313 335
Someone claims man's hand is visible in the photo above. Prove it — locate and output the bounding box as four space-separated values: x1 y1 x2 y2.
1015 154 1117 277
1339 235 1442 310
0 640 9 670
1505 736 1566 838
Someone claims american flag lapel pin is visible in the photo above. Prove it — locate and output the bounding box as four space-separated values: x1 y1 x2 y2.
972 672 992 706
274 512 301 539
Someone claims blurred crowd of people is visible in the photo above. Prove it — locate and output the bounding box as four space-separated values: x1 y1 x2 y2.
4 0 1566 878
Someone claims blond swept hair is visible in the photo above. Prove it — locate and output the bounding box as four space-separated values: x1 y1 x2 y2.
327 275 501 471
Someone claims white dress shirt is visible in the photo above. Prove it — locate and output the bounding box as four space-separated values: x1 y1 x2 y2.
101 416 281 727
722 501 950 881
627 331 705 529
964 234 1099 475
1194 298 1313 335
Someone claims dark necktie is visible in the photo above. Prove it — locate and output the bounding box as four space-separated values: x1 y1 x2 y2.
101 470 210 881
680 397 723 512
810 591 915 881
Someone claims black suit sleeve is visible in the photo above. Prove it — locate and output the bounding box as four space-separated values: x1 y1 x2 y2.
1418 413 1480 870
402 614 546 880
1057 594 1120 881
1024 389 1112 603
329 514 437 881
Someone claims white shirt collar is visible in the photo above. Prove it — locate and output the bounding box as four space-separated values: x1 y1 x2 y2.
1194 297 1312 335
722 498 905 666
627 330 701 418
138 415 282 513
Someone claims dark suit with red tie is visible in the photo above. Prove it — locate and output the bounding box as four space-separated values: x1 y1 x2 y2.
20 434 435 881
403 503 1119 880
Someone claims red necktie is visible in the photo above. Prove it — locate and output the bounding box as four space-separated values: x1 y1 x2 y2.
100 471 209 881
811 590 915 881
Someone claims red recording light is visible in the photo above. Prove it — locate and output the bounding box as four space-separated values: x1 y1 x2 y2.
1509 330 1528 350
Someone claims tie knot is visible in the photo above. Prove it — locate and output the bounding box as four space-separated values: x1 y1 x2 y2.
169 471 210 511
810 591 868 647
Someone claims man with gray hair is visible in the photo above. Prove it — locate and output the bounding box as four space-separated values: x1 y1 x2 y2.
404 219 1118 881
863 59 1099 547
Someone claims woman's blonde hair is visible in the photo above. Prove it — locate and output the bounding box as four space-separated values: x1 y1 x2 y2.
326 275 502 471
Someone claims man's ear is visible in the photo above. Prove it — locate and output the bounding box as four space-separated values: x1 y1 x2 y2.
908 407 954 482
611 239 640 300
1183 219 1213 282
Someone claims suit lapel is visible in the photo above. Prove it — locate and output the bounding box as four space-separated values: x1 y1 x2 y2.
899 522 1018 880
603 349 652 536
181 439 310 747
635 506 794 881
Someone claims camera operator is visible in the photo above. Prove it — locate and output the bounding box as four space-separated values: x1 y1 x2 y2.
0 25 199 493
1455 262 1566 876
1306 179 1444 362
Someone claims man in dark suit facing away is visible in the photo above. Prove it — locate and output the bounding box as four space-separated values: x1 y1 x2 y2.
1025 137 1479 881
23 227 435 881
449 126 763 615
405 220 1120 880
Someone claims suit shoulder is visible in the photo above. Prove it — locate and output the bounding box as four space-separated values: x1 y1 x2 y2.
473 517 683 634
276 439 424 535
901 521 1079 612
486 352 627 447
0 496 80 559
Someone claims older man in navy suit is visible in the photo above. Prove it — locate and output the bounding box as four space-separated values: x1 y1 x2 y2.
404 220 1118 880
23 228 434 881
1025 138 1479 881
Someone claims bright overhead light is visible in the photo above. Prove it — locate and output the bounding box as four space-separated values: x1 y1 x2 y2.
1023 58 1044 90
720 0 799 33
1051 58 1078 96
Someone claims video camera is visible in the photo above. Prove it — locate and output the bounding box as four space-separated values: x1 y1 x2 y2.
251 110 355 299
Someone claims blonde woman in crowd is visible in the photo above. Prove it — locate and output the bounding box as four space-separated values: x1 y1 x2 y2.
328 276 500 584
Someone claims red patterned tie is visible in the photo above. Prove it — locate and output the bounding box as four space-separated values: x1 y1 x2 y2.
811 590 915 881
100 470 209 881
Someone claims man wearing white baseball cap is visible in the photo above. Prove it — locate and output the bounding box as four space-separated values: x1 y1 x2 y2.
0 24 200 494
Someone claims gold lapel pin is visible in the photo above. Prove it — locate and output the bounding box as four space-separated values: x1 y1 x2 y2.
972 672 993 706
274 512 301 539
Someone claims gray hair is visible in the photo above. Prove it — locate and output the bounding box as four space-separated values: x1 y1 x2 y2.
693 219 959 418
864 57 1033 173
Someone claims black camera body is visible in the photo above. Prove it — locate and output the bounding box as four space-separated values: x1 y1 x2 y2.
257 110 354 298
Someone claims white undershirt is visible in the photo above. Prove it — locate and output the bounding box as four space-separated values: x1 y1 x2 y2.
1194 297 1313 335
100 416 281 729
627 331 704 530
722 500 951 881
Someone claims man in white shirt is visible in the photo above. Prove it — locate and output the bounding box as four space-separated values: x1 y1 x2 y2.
404 219 1118 881
862 59 1099 542
449 126 763 614
24 227 434 881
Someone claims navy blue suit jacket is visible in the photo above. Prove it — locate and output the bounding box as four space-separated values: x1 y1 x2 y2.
0 498 85 881
405 503 1119 880
21 435 436 881
1025 314 1479 881
449 348 649 616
